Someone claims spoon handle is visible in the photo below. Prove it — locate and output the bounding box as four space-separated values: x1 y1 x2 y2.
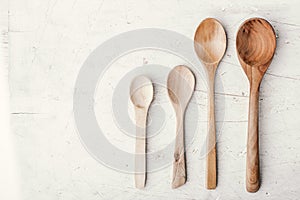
134 107 148 189
206 68 217 189
172 115 186 188
246 87 260 192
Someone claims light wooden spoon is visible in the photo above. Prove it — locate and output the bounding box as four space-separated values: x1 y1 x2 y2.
236 18 276 193
167 65 195 189
194 18 227 189
130 75 154 189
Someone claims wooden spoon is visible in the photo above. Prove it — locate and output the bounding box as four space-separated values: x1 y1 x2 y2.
236 18 276 193
167 65 195 188
194 18 227 189
130 75 154 189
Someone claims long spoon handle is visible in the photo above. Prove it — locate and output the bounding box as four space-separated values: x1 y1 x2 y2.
206 67 217 189
246 87 260 192
172 114 186 188
135 107 148 189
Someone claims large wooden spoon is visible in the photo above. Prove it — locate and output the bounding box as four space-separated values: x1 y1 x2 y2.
167 65 195 188
236 18 276 192
194 18 227 189
130 76 154 189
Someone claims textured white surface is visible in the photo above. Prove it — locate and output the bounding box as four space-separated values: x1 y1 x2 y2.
5 0 300 199
0 0 21 199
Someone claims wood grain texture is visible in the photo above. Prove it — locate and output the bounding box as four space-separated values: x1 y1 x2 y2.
167 65 195 189
134 107 148 189
236 18 276 193
194 18 227 189
130 76 153 189
205 63 218 189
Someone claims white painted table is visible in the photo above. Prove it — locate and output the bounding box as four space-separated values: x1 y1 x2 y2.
2 0 300 199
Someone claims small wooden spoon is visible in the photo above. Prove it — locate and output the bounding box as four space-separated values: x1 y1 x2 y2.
236 18 276 193
194 18 227 189
130 75 154 189
167 65 195 188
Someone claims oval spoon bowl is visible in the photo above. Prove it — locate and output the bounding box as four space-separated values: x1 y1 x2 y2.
130 76 153 108
194 18 227 64
237 18 276 72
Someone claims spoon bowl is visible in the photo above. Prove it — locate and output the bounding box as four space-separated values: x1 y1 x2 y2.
194 18 227 64
237 18 276 74
167 65 195 109
130 76 153 108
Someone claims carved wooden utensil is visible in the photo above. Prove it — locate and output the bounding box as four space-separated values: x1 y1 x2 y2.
167 65 195 188
130 76 154 189
194 18 227 189
236 18 276 192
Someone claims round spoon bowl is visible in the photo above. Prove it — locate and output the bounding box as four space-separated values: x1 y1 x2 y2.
130 76 153 108
236 18 276 68
194 18 227 64
167 65 195 107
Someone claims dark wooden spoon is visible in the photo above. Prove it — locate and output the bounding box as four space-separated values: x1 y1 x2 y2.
236 18 276 193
